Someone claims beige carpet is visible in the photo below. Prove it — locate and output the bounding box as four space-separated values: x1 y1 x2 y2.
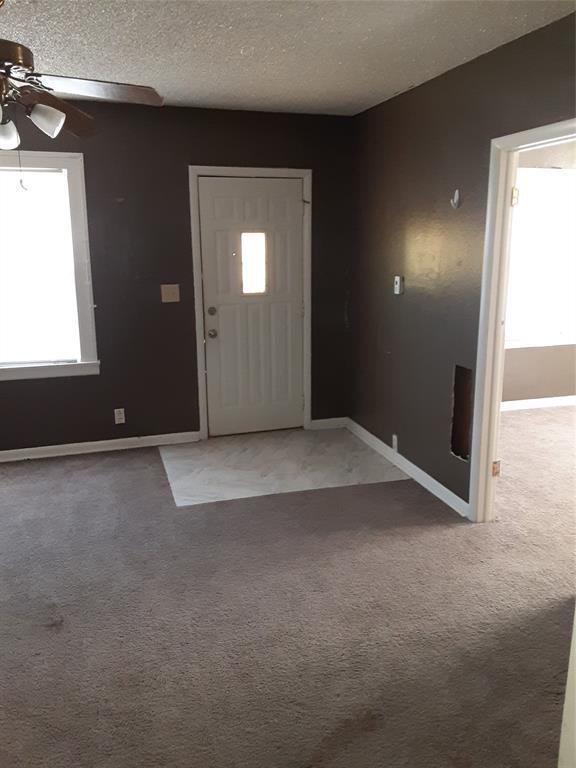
0 407 573 767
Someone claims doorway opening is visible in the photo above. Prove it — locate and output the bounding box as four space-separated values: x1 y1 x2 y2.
470 119 576 523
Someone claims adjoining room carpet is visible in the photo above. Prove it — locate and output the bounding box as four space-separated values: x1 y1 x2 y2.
496 405 575 521
0 410 573 768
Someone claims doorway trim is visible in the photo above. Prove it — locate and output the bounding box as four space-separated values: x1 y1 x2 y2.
188 165 313 440
469 118 576 523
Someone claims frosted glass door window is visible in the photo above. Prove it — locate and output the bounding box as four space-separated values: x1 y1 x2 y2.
241 232 266 294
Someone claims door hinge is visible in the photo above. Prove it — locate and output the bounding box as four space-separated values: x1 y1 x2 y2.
510 187 520 207
492 460 501 477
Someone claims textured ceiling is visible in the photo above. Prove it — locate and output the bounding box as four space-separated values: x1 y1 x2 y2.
1 0 573 115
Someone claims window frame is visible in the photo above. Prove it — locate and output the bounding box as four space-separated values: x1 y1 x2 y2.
0 151 99 381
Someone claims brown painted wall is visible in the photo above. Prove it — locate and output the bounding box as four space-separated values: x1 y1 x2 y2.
503 345 576 401
351 15 576 501
2 15 574 466
0 106 354 450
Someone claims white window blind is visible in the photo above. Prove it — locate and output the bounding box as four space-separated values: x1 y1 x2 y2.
0 168 81 364
0 151 98 380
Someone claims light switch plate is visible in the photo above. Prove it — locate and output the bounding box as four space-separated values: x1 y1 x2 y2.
393 276 404 295
161 284 180 303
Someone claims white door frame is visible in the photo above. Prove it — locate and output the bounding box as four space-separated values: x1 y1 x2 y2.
469 118 576 523
188 166 312 439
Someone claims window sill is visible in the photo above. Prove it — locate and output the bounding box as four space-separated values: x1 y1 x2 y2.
0 361 100 382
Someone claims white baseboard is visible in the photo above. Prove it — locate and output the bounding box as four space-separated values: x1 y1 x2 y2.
306 417 349 430
0 431 202 463
2 418 470 520
501 395 576 411
346 419 470 519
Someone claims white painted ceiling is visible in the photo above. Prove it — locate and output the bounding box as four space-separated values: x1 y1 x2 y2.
1 0 573 115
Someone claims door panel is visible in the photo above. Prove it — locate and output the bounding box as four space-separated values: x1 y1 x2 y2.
198 177 304 436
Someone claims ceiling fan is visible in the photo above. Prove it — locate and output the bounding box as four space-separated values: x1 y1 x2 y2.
0 38 163 149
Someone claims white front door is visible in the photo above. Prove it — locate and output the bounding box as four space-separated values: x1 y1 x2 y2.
198 176 304 436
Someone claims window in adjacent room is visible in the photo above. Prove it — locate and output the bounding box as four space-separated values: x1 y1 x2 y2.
505 165 576 349
0 151 98 380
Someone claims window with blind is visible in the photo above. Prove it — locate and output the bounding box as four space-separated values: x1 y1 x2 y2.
0 152 98 380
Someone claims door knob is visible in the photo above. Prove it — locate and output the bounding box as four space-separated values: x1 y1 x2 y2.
207 329 218 339
207 306 217 315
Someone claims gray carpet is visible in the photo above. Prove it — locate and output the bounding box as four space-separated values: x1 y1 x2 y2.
0 409 574 768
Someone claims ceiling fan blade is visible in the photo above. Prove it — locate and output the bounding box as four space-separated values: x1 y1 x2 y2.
36 74 163 107
18 87 96 137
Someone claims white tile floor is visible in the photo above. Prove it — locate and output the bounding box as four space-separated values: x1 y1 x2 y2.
160 428 407 507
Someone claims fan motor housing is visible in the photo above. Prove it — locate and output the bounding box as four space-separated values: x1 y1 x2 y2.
0 40 34 72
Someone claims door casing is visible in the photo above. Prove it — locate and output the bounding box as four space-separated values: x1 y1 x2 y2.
470 118 576 523
189 166 312 440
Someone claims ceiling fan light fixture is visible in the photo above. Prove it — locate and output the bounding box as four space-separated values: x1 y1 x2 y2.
0 117 20 150
1 37 163 143
28 103 66 138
